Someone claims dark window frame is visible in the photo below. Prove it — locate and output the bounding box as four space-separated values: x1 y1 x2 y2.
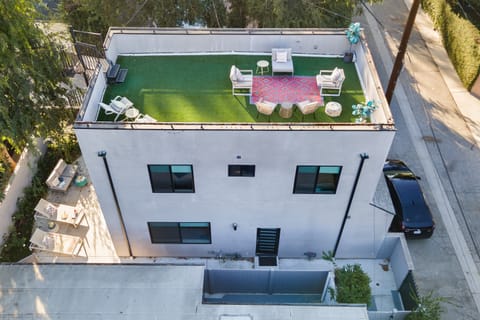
148 164 195 193
293 165 342 194
228 164 256 177
148 222 211 244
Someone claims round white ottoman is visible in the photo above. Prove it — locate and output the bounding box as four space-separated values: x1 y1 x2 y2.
325 101 342 117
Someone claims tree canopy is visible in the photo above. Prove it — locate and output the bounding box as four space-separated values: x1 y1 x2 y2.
0 0 71 150
61 0 382 35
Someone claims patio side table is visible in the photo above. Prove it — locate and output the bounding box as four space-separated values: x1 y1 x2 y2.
279 102 293 119
256 60 270 75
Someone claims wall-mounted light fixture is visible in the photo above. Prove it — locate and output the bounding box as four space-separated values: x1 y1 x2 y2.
232 223 238 231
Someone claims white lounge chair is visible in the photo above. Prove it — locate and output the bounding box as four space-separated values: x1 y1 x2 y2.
316 67 345 96
29 228 85 257
229 65 253 96
34 198 86 228
112 96 134 109
135 114 157 123
271 48 294 75
98 102 129 121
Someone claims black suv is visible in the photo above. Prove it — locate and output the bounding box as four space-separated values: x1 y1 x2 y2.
383 160 435 238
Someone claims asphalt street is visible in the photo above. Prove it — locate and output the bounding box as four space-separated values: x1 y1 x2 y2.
359 0 480 319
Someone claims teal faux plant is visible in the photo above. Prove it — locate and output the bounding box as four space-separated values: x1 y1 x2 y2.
352 100 378 123
344 22 361 63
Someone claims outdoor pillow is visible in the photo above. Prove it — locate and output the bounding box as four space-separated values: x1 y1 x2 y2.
331 68 340 82
235 68 245 82
276 51 288 63
229 66 237 81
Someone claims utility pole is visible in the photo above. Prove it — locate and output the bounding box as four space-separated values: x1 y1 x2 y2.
385 0 421 104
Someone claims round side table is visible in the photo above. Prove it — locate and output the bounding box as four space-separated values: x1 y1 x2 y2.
256 60 270 75
279 102 294 119
325 101 342 117
125 107 140 121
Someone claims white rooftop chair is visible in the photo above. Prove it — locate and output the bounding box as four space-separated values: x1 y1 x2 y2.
98 102 128 121
229 65 253 96
271 48 294 75
316 67 345 96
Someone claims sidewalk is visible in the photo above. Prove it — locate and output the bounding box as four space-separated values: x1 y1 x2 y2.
405 0 480 149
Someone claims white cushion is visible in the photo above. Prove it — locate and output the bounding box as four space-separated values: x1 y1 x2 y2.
331 68 340 82
276 51 288 63
235 68 245 81
229 66 237 81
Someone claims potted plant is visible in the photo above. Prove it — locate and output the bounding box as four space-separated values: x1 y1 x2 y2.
344 22 361 63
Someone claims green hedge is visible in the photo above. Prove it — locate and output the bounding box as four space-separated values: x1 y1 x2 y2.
421 0 480 89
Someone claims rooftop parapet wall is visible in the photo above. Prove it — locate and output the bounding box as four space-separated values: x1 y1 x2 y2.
104 28 351 59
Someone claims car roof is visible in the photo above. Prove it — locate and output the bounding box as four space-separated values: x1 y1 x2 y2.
389 178 433 225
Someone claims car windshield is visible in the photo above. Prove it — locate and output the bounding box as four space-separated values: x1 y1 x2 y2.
386 171 416 179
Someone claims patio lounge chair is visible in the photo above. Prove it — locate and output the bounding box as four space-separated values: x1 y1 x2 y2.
255 98 277 121
271 48 294 75
112 96 134 109
34 198 86 228
98 101 129 121
135 114 157 123
296 100 321 120
29 228 85 257
316 67 345 96
229 65 253 96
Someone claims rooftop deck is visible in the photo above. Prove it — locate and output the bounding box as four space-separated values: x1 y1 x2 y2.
100 55 365 123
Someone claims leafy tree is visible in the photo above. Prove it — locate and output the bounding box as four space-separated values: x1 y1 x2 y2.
0 0 72 152
61 0 382 35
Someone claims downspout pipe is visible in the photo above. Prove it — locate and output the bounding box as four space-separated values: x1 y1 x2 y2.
333 153 369 257
97 150 133 257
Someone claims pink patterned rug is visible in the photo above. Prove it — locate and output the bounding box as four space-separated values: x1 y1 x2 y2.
251 76 322 105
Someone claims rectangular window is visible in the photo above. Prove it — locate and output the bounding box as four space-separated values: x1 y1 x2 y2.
148 222 211 244
228 165 255 177
148 165 194 193
293 165 342 194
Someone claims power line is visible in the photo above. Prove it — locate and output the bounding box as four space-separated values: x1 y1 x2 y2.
359 0 385 30
125 0 150 27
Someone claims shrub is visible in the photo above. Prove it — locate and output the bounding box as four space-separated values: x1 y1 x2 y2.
421 0 480 89
406 291 445 320
334 264 372 305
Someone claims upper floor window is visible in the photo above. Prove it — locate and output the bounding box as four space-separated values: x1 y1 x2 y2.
148 165 194 193
293 165 342 194
228 165 255 177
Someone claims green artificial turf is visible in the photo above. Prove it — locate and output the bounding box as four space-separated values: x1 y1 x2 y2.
101 55 365 123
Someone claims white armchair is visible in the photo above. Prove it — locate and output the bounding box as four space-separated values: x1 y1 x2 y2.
316 67 345 96
271 48 294 75
255 98 277 121
296 100 321 120
229 65 253 96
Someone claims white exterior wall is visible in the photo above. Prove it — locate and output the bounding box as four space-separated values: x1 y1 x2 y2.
76 128 394 258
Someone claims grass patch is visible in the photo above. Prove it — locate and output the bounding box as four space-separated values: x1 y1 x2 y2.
102 55 365 123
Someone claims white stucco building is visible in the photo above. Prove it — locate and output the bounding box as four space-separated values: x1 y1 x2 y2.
74 28 396 260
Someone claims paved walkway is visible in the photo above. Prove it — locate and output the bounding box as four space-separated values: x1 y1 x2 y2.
361 0 480 318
